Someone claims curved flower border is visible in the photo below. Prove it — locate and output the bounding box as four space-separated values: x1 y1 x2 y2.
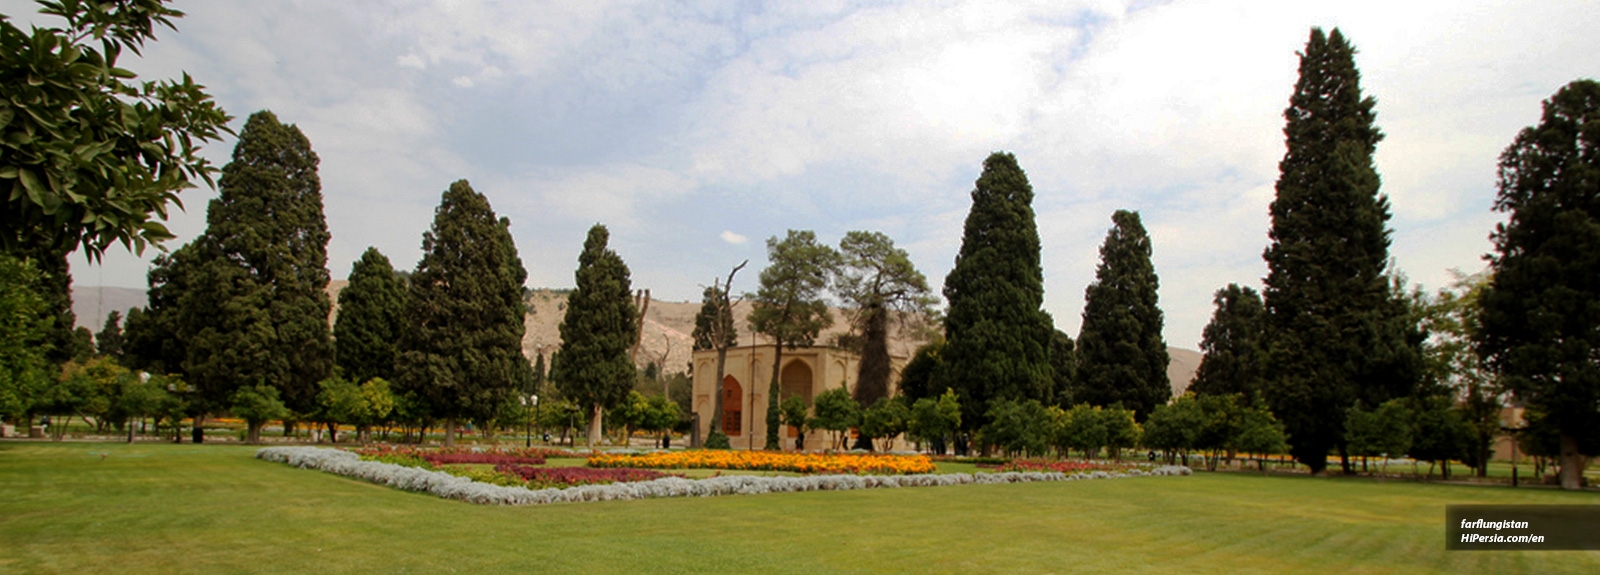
257 447 1192 506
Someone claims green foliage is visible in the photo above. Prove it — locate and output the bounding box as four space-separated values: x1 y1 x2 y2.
1406 395 1473 477
980 399 1053 457
691 286 736 352
898 340 943 402
121 252 190 376
1344 399 1412 462
834 230 935 407
231 384 287 443
334 248 407 385
96 310 123 358
1058 404 1108 459
1413 271 1502 474
779 395 809 434
1189 285 1265 398
1049 330 1076 406
640 394 681 435
703 430 731 449
178 110 333 415
936 152 1056 431
550 224 638 441
1077 210 1169 421
1141 394 1205 457
396 180 530 429
859 397 910 451
0 255 49 421
0 0 230 260
748 229 837 449
69 326 93 362
907 388 962 451
1477 79 1600 485
808 387 860 450
1261 28 1422 474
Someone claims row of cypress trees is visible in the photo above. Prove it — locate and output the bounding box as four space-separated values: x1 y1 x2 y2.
121 112 536 445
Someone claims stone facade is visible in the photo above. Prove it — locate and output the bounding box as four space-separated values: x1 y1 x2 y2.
691 345 907 451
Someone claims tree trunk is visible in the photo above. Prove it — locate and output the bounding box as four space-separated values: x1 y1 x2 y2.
444 416 456 447
1559 432 1585 490
587 403 604 449
192 414 205 444
248 422 262 444
127 417 137 444
766 343 783 450
710 346 729 443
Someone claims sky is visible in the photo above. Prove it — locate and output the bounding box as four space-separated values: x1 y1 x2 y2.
9 0 1597 349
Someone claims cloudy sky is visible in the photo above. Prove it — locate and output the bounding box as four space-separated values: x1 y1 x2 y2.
12 0 1597 349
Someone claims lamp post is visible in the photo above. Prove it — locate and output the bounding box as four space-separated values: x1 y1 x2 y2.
523 394 538 448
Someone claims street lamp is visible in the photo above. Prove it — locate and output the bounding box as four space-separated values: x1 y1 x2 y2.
522 394 539 448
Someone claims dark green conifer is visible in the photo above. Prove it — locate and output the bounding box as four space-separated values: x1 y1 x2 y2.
1261 29 1422 474
334 248 407 384
934 152 1055 432
1477 79 1600 490
1076 210 1169 421
396 180 530 446
1189 284 1265 398
1050 330 1077 407
550 224 638 448
180 110 333 419
96 310 124 358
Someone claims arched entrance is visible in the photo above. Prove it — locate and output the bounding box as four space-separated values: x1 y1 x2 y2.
722 375 742 436
780 360 812 437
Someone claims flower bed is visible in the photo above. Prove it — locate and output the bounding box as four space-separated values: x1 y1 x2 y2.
259 447 1191 506
588 450 937 475
998 459 1137 474
353 444 585 467
495 464 678 488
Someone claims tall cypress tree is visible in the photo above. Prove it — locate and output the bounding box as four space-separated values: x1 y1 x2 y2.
123 248 196 376
1477 79 1600 491
334 247 407 385
96 310 124 359
934 152 1055 433
396 180 530 446
1261 29 1421 474
1076 210 1169 421
1189 284 1266 399
550 224 638 448
180 110 333 425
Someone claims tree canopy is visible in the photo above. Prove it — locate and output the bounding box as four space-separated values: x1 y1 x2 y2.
1189 284 1265 398
395 180 530 445
748 229 837 450
179 110 332 417
1477 79 1600 490
1261 28 1421 474
1076 209 1169 421
1 0 230 260
334 247 407 385
935 152 1055 433
550 224 638 448
835 230 935 407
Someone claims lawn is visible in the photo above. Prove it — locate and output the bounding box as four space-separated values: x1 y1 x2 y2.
1 442 1596 574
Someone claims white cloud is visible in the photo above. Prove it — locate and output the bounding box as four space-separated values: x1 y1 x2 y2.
720 230 748 245
451 76 475 88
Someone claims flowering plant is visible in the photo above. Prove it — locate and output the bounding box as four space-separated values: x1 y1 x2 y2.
588 450 937 475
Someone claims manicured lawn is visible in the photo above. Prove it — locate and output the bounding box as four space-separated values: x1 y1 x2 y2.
1 442 1596 574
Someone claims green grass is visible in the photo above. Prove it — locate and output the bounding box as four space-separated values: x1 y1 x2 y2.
1 442 1597 574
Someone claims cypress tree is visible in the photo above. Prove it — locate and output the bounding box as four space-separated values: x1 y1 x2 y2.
1076 209 1169 421
396 180 530 446
1477 79 1600 490
934 152 1055 433
1050 330 1077 407
122 248 196 376
749 230 838 450
334 247 407 385
1261 29 1421 474
180 110 333 426
1189 284 1266 398
96 310 124 359
550 224 638 449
